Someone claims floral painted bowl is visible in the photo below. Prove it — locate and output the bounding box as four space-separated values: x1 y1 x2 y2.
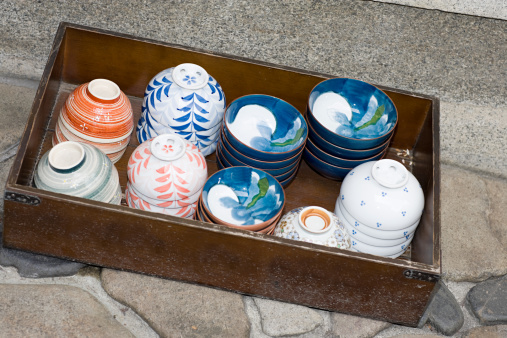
273 206 351 250
220 126 303 170
307 78 397 150
34 141 121 204
126 134 208 211
223 95 307 161
303 147 351 181
307 117 392 160
136 63 226 156
201 166 285 228
306 137 387 169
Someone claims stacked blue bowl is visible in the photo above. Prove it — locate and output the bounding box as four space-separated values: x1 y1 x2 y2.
304 78 398 180
216 94 308 187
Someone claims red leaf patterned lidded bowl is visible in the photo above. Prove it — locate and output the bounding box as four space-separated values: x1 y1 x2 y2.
53 79 134 163
125 134 208 219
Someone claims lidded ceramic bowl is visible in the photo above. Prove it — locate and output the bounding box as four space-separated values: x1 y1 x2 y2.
336 159 424 231
53 79 134 163
136 63 226 156
126 134 208 218
273 206 351 250
34 141 122 204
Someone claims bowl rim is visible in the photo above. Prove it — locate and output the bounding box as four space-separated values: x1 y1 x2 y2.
307 115 393 153
200 166 286 229
307 77 399 142
220 125 305 165
306 135 389 164
223 94 308 156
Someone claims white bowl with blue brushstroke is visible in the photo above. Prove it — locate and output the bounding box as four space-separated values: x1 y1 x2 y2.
307 78 397 150
201 167 285 229
136 63 226 156
223 95 307 161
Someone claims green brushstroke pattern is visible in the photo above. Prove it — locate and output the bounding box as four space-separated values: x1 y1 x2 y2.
270 128 304 147
354 105 385 131
246 177 269 209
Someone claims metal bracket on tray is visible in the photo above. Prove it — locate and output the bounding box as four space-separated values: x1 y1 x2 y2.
4 191 41 206
403 269 440 282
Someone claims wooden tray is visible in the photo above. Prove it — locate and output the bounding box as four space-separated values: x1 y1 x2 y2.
2 22 440 327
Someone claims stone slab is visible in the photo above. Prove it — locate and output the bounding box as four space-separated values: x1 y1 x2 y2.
466 275 507 325
441 165 507 282
372 0 507 20
0 284 134 337
330 312 391 338
0 1 505 107
440 102 507 179
101 269 250 337
253 297 324 337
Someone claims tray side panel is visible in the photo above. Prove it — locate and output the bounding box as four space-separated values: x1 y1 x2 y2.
3 191 436 326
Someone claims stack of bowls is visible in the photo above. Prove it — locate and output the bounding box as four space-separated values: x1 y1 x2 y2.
304 78 397 180
216 94 307 187
53 79 134 163
136 63 226 156
334 159 425 258
196 166 285 234
34 141 122 204
125 134 208 219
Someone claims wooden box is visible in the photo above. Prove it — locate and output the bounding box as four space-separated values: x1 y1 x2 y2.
3 23 440 327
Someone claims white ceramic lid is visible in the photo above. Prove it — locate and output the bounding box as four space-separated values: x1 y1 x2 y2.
339 159 424 230
172 63 209 90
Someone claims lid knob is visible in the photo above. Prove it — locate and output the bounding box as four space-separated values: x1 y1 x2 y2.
49 141 86 171
299 206 332 234
150 134 187 161
371 159 409 188
172 63 209 90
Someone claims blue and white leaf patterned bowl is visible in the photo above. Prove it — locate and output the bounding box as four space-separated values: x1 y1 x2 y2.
34 141 122 204
303 146 351 181
273 206 351 250
337 159 424 231
136 63 226 156
307 78 397 150
223 95 307 161
201 167 285 229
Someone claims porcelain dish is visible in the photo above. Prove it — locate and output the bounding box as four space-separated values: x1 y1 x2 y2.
53 79 134 163
34 141 121 204
273 206 351 250
125 134 208 219
136 63 226 156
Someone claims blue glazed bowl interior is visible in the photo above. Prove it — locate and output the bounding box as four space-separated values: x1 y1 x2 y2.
202 167 285 226
308 78 397 140
225 95 307 154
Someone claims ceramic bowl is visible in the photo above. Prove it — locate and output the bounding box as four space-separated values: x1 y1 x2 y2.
201 166 285 227
223 95 307 161
126 183 197 218
127 134 208 205
198 194 282 232
217 136 300 177
307 117 392 160
306 136 387 169
338 159 424 230
307 78 397 150
34 141 121 204
136 63 226 156
53 79 134 163
216 142 299 183
273 206 351 250
303 147 351 181
221 126 303 170
335 199 419 240
350 236 410 258
336 203 414 246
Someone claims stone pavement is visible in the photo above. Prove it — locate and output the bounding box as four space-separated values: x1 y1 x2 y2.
1 1 506 337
